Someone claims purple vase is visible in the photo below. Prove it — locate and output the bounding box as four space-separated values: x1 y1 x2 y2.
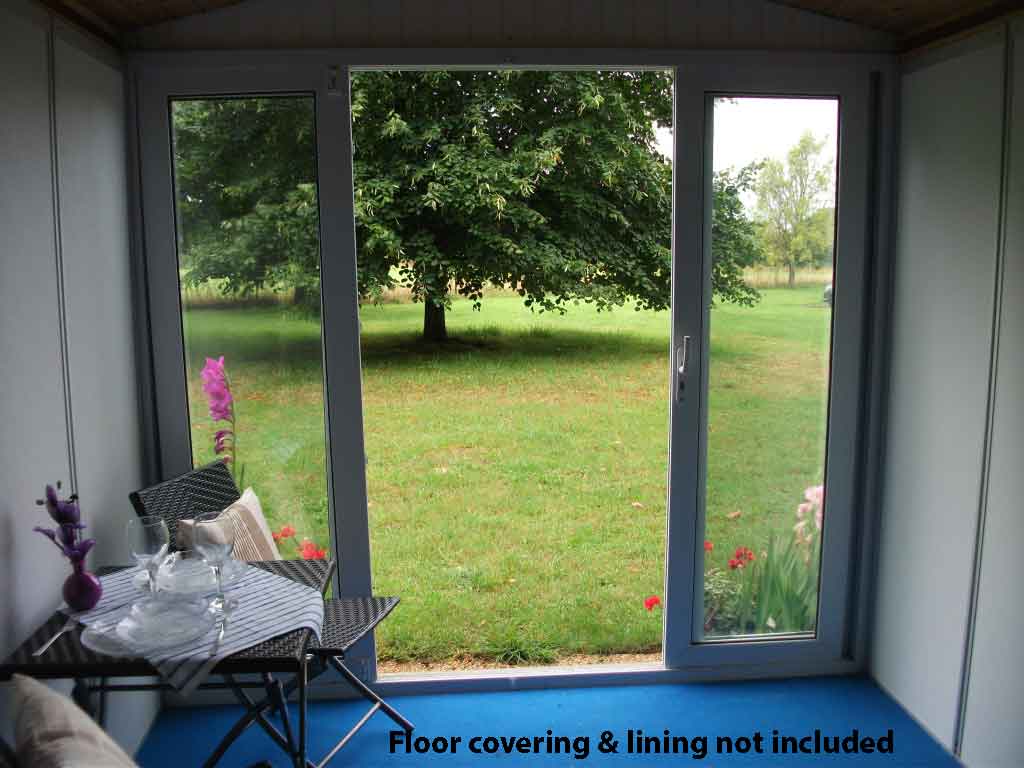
63 559 102 611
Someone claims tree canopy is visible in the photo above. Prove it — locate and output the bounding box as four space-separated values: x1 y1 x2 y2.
171 72 765 340
754 131 835 287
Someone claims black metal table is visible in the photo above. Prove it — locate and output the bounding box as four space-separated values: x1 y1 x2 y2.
1 560 333 768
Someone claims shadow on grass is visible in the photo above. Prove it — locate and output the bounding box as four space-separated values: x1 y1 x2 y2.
358 326 671 370
184 310 749 372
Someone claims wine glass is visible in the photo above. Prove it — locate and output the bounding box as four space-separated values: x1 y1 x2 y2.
126 515 170 595
193 512 236 613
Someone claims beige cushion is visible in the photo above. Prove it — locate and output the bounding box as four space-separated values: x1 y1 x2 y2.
177 487 281 561
13 674 137 768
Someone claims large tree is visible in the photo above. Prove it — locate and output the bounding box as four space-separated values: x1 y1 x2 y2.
754 131 835 288
173 73 762 340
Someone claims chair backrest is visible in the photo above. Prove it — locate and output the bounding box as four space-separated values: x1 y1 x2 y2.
129 460 241 550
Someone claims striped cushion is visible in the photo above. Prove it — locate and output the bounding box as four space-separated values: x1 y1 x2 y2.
176 487 281 561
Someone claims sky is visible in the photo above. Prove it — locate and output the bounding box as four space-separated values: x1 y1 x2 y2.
655 97 839 203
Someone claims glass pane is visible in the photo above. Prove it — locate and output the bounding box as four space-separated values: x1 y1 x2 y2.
170 96 332 561
701 97 838 639
352 70 674 671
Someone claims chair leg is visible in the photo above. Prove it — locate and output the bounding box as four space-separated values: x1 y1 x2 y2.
312 657 415 768
328 656 414 733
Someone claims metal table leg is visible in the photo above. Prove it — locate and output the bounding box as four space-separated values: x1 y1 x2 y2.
297 657 308 768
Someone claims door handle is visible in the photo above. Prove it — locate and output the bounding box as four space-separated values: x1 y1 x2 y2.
676 335 691 402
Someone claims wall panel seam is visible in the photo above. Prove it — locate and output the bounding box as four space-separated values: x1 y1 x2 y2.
952 20 1014 758
46 10 78 492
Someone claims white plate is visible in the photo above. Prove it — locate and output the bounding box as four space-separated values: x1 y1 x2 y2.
133 556 247 596
80 619 138 658
119 598 216 651
81 600 216 656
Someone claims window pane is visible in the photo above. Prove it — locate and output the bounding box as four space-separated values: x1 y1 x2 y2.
170 96 331 559
701 97 838 639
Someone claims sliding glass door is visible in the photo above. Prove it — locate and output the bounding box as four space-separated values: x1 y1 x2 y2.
136 51 879 682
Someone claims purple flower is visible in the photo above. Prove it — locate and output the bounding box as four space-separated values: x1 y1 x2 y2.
214 429 233 454
69 538 95 561
208 391 233 422
57 521 85 549
56 499 80 526
200 355 242 481
34 484 91 563
44 484 59 518
201 357 234 422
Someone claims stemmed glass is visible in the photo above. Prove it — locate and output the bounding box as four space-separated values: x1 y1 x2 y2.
126 515 170 595
193 512 236 614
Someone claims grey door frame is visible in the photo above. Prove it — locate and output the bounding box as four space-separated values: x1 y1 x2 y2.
131 47 894 689
134 59 377 676
665 57 876 668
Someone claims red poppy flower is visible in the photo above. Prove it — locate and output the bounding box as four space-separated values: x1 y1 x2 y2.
704 541 713 552
644 595 661 611
280 524 296 539
728 558 739 569
735 547 745 559
272 532 282 542
298 538 327 560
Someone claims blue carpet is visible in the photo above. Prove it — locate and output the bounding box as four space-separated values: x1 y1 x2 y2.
137 676 957 766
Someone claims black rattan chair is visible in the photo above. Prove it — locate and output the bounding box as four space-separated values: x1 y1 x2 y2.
310 597 413 764
129 460 240 550
127 462 413 765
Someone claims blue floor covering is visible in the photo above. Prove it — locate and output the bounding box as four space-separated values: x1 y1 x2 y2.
137 676 958 766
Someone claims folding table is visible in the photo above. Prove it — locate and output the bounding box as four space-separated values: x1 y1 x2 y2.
0 559 414 767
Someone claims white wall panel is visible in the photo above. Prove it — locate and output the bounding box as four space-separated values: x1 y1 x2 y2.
51 26 156 754
0 0 71 670
0 2 156 754
126 0 893 51
53 28 139 587
960 20 1024 768
872 32 1006 750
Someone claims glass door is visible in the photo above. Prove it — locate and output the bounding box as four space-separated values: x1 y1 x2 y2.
168 95 331 558
663 63 873 668
699 95 838 640
137 61 377 676
136 52 878 683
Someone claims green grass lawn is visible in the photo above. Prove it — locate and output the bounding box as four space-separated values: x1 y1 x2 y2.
184 286 830 663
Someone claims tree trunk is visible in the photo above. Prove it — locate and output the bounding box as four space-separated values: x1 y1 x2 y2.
787 262 796 289
292 285 307 306
423 299 447 342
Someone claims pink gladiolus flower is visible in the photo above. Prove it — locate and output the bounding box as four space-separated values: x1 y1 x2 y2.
200 356 243 483
201 357 234 422
214 429 233 454
201 356 226 389
804 485 824 506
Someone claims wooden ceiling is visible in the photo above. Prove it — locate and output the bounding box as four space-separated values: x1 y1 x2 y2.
53 0 1022 49
777 0 1021 47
